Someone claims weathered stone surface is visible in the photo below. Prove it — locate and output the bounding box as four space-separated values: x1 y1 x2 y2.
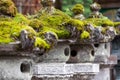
94 42 118 64
94 55 108 63
0 56 32 80
93 68 110 80
95 55 117 64
69 74 95 80
32 63 99 77
31 76 70 80
94 43 111 63
107 55 117 64
0 44 17 51
68 44 95 63
112 36 120 60
41 43 70 63
31 74 95 80
94 43 110 56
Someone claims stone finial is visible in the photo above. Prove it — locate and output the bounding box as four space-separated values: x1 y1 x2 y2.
90 2 101 11
40 0 55 14
72 4 84 14
89 2 103 18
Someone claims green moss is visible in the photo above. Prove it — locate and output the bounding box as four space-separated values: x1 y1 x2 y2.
0 16 12 21
72 4 84 14
0 0 17 16
102 19 114 26
85 18 114 26
39 30 58 39
0 17 36 44
38 27 69 39
37 9 71 25
34 37 50 49
101 27 108 34
29 19 43 29
114 22 120 27
31 9 71 39
67 19 85 31
0 21 14 43
80 31 90 39
13 14 29 24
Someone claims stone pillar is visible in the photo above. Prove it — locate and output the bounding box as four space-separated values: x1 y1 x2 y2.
93 68 110 80
94 43 111 63
0 56 33 80
41 42 71 63
68 44 95 63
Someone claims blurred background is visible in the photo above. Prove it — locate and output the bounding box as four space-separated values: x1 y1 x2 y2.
12 0 120 21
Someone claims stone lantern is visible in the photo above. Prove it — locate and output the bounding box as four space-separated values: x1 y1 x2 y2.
89 2 103 18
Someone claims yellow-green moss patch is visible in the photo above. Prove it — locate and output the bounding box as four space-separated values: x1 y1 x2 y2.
67 19 85 31
85 18 114 27
34 37 50 49
72 4 84 14
80 31 90 39
29 19 43 29
0 17 36 44
114 22 120 27
13 13 29 24
31 9 71 39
